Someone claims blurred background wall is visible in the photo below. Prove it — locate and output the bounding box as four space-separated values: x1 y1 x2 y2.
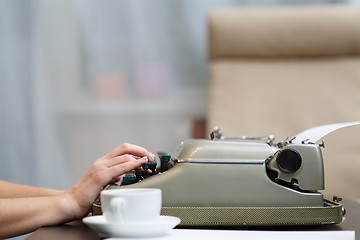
0 0 358 192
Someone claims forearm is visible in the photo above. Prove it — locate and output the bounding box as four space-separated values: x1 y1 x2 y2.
0 143 154 239
0 194 73 239
0 180 63 198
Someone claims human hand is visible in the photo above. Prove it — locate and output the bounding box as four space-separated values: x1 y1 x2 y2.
62 143 154 220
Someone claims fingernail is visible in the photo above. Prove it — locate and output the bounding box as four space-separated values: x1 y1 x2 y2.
147 152 154 161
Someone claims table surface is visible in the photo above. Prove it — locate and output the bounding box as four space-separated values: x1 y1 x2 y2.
25 199 360 240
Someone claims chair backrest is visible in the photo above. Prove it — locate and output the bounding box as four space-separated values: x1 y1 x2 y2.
207 6 360 200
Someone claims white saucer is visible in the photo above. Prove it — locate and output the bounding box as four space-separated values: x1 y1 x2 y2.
83 215 181 238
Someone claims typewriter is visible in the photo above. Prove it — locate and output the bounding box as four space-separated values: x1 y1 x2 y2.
93 122 360 226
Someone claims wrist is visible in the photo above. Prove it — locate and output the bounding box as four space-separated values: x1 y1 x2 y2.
57 191 82 222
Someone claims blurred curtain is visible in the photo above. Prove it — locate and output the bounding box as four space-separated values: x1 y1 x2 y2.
0 0 350 190
0 1 35 185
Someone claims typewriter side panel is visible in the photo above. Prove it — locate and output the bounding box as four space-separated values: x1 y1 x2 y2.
267 144 325 191
118 162 324 208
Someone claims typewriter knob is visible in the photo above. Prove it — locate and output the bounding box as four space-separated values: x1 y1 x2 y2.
276 148 302 174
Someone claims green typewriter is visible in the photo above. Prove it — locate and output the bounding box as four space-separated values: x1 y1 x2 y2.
93 122 360 227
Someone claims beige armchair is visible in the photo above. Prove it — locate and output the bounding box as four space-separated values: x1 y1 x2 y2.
207 6 360 200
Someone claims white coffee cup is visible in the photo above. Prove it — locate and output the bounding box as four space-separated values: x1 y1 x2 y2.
101 188 162 224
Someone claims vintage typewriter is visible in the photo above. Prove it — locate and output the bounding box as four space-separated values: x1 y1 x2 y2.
93 122 360 226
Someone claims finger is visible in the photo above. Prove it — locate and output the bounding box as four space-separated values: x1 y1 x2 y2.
110 176 122 184
149 152 156 162
108 157 149 178
106 155 150 168
107 143 150 158
106 143 154 162
105 154 136 167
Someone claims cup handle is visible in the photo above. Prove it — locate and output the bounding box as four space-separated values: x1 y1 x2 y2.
110 197 126 222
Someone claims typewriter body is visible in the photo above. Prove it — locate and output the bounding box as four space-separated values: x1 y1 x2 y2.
93 123 360 226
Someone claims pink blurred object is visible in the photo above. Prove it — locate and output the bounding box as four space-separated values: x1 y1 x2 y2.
135 63 170 98
95 74 124 101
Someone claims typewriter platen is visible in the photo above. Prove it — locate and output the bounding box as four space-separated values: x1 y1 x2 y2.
93 122 360 226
